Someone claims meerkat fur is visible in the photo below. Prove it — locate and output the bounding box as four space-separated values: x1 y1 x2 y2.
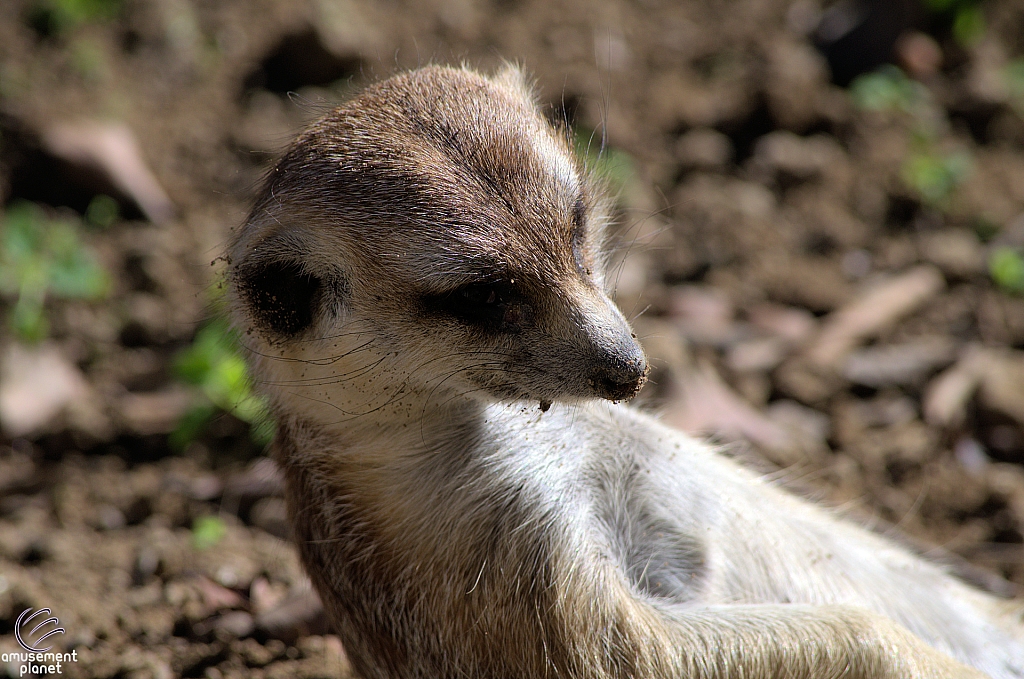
229 64 1024 678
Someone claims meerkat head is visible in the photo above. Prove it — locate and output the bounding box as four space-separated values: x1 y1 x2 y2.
229 65 648 417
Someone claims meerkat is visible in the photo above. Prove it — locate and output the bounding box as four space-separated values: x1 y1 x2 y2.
228 64 1024 678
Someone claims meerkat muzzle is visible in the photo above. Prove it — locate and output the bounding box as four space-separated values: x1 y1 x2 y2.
569 288 649 401
590 336 648 401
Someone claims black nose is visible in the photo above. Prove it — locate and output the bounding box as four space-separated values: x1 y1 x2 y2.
592 344 648 401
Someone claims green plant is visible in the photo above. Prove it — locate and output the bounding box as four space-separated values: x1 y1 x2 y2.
1003 58 1024 117
172 315 274 449
849 66 927 114
973 216 1000 243
69 37 109 82
192 515 227 550
850 66 972 208
901 149 972 207
0 201 109 342
84 194 119 229
28 0 123 35
951 4 986 46
922 0 986 47
989 247 1024 294
573 128 637 199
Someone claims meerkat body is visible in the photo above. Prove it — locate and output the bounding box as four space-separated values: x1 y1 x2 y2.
230 65 1024 678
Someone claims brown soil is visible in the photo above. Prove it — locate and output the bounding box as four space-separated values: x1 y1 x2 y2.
4 0 1024 676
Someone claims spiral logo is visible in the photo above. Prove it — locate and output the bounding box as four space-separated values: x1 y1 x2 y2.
15 608 65 652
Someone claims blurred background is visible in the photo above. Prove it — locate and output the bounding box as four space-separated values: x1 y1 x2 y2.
4 0 1024 676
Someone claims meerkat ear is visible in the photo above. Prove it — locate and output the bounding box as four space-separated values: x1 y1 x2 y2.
490 62 535 103
233 237 348 339
236 259 323 336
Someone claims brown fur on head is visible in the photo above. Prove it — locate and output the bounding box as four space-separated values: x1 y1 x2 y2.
229 65 647 410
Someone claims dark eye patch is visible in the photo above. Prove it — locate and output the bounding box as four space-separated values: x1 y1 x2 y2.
423 280 531 333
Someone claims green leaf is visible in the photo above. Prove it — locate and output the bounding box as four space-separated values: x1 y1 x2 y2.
573 128 637 198
990 247 1024 294
173 316 274 448
10 294 48 343
1003 59 1024 117
192 515 227 551
901 150 972 206
1 201 110 342
973 217 1000 243
849 66 925 113
29 0 123 34
170 402 217 451
953 5 985 47
85 194 119 228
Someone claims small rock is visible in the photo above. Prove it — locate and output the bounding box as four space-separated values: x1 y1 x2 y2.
666 286 737 346
848 394 918 429
764 38 832 130
0 342 92 437
118 387 194 435
255 587 328 644
842 337 956 387
955 438 990 477
896 31 943 80
224 457 285 499
211 611 254 639
233 90 298 156
978 352 1024 426
988 462 1024 499
757 254 852 312
726 336 790 373
765 400 831 448
41 121 175 224
189 474 224 501
133 545 160 585
216 566 240 589
674 128 733 171
127 581 163 608
923 346 991 428
774 359 843 405
918 229 984 279
747 303 817 345
233 638 282 667
661 361 806 465
750 131 845 183
0 447 37 495
196 575 245 613
806 265 945 367
68 627 97 650
250 577 289 616
841 249 873 279
98 504 127 530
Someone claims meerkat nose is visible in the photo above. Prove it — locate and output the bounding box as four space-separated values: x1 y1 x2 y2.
592 338 649 401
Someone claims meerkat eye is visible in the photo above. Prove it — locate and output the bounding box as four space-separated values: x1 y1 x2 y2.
425 280 530 332
460 284 500 306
